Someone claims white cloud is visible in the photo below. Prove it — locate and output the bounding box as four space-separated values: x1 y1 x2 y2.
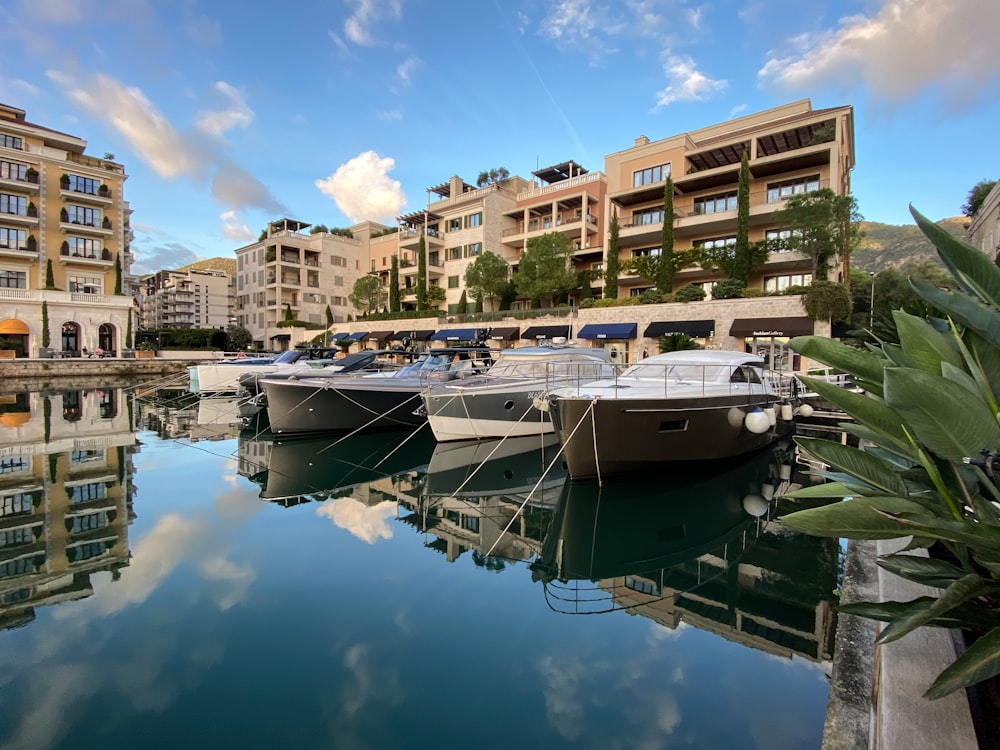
396 56 419 85
220 210 255 243
541 0 602 42
195 81 253 137
315 497 398 544
315 151 407 223
728 103 749 118
758 0 1000 106
11 79 40 97
129 240 202 274
652 55 727 109
343 0 404 46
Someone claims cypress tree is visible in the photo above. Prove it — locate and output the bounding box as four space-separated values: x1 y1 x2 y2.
114 253 122 294
45 258 55 289
416 234 428 310
41 301 50 348
389 255 400 313
657 178 675 294
605 210 620 299
734 149 751 287
125 310 133 348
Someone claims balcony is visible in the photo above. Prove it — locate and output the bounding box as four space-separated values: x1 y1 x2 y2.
0 203 39 228
59 246 114 268
399 227 444 249
0 237 36 259
0 171 39 193
60 217 113 237
59 187 113 206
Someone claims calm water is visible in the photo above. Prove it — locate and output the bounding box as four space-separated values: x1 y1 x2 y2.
0 387 839 750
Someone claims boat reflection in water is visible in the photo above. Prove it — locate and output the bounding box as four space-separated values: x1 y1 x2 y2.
533 443 840 663
0 388 136 630
240 426 437 506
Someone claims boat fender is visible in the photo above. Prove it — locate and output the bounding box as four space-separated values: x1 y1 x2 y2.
532 394 550 412
779 401 794 421
743 493 770 517
744 408 771 434
763 406 777 427
797 403 814 418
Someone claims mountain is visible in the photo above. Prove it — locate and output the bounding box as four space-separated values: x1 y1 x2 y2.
177 257 237 276
851 216 967 273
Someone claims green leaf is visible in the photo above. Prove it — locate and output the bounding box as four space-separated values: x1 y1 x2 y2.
940 362 987 404
911 205 1000 308
876 553 967 589
893 310 963 376
877 573 999 644
925 625 1000 699
900 536 936 551
793 437 909 497
843 424 919 464
838 598 935 623
883 367 1000 463
910 279 1000 351
968 332 1000 409
790 336 887 395
797 376 912 456
785 481 856 499
780 496 931 539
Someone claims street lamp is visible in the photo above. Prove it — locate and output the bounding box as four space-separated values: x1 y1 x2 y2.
869 271 877 330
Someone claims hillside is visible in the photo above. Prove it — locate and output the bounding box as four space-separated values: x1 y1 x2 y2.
852 216 967 272
177 257 237 276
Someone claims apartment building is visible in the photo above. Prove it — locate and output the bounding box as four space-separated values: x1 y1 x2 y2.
234 218 375 351
968 180 1000 263
139 267 234 330
0 103 134 356
604 98 855 298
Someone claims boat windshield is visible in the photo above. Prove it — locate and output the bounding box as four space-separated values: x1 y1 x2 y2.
623 363 726 382
488 359 612 379
272 350 302 364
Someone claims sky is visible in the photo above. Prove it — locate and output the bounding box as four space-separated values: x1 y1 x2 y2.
1 0 997 274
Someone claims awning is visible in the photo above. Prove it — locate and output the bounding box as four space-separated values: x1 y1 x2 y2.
488 326 520 341
0 319 29 335
390 329 436 342
269 333 291 340
729 317 814 338
577 322 637 340
521 325 571 340
346 331 370 341
328 332 344 341
430 328 479 342
644 320 715 338
366 330 394 343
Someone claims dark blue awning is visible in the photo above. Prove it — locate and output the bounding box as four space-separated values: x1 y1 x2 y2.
577 322 637 340
327 332 345 341
346 331 369 341
430 328 479 341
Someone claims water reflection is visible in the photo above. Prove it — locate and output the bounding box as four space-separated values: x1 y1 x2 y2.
136 391 243 442
0 387 136 630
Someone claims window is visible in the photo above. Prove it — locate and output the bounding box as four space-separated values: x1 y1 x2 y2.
695 236 737 251
67 174 99 195
447 247 462 260
70 512 108 534
633 163 671 187
764 273 812 292
0 161 26 181
447 275 459 288
466 242 482 257
0 458 28 475
448 217 462 232
767 175 820 203
632 207 664 225
0 270 26 289
68 274 102 293
466 212 482 228
0 227 26 249
0 135 24 150
693 191 737 215
334 276 344 286
0 193 26 216
765 228 803 252
631 247 660 258
68 481 108 503
68 236 101 257
67 205 100 226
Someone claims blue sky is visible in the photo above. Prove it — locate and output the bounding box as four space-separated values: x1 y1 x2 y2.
1 0 997 274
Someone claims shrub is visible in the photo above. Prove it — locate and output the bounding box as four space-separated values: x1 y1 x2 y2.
638 289 663 305
711 278 745 299
673 284 706 303
784 285 809 296
803 280 852 322
742 288 767 298
578 298 595 309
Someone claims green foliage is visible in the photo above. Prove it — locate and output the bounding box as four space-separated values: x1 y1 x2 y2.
457 289 468 313
659 333 702 352
349 275 386 316
637 289 663 304
734 150 751 286
283 303 294 322
579 297 595 309
125 311 132 348
658 179 675 293
310 224 329 234
329 227 354 238
773 188 864 281
783 206 1000 699
45 259 55 290
803 280 852 322
225 327 252 351
605 210 620 300
516 232 578 308
389 256 400 313
416 234 427 310
114 253 122 294
325 304 334 328
498 279 518 311
275 319 309 328
137 340 156 351
475 167 510 187
427 284 446 303
673 284 706 302
963 179 997 217
464 251 510 311
41 301 49 348
712 278 745 300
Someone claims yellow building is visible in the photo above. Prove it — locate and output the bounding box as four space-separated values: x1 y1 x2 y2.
0 103 134 357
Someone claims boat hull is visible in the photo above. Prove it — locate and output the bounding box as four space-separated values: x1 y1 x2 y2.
424 384 553 441
550 393 789 480
263 378 427 435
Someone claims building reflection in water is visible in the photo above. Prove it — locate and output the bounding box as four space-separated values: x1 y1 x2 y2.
137 390 243 443
0 388 137 630
240 421 838 665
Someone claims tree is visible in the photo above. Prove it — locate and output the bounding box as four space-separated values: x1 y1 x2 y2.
427 284 446 303
605 210 620 299
226 326 252 351
658 178 675 293
325 304 334 328
464 251 510 311
349 275 385 316
125 310 132 348
114 253 122 295
45 259 55 290
802 279 852 322
283 303 294 322
310 224 330 234
41 301 49 348
962 179 997 217
476 167 510 187
389 255 400 313
515 233 578 308
416 234 428 310
783 206 1000 700
773 188 863 281
658 333 702 353
733 150 751 286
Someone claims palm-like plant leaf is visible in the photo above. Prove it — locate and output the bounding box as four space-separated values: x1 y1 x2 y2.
925 626 1000 699
910 205 1000 307
789 336 887 394
893 311 963 376
793 437 909 496
780 496 931 539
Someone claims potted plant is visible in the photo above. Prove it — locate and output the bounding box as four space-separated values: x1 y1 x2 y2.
135 341 156 359
24 167 38 184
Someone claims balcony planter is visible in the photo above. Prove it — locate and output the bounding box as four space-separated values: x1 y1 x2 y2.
25 235 36 252
24 168 38 184
60 241 69 256
102 216 111 229
101 248 112 261
60 174 70 190
98 184 110 198
27 203 37 218
60 208 69 222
